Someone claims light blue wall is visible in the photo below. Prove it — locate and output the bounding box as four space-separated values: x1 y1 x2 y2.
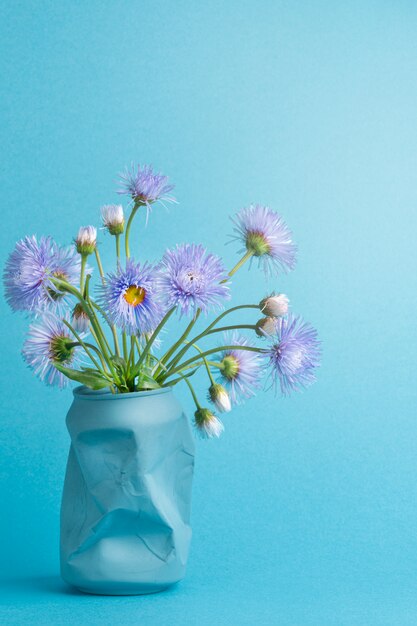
1 2 417 624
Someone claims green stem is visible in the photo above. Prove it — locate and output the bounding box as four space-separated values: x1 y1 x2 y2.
92 251 121 362
169 361 204 374
115 233 121 262
94 248 106 285
134 336 172 379
66 342 80 350
182 376 201 409
87 327 116 378
165 304 259 373
83 275 112 358
158 253 255 377
150 354 169 376
88 326 111 366
111 328 121 358
155 310 201 377
188 341 216 385
160 344 265 382
134 336 142 356
83 287 113 357
164 369 198 387
205 361 216 386
93 240 122 357
123 333 128 362
227 250 254 279
125 203 140 258
80 254 87 293
131 307 176 378
201 304 259 334
162 359 222 383
52 278 116 378
63 319 102 371
84 343 111 374
91 301 121 357
205 324 257 336
129 336 136 369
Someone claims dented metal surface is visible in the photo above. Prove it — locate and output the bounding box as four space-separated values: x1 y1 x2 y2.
60 386 195 595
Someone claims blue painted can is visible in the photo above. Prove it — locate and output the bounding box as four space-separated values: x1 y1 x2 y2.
60 386 195 595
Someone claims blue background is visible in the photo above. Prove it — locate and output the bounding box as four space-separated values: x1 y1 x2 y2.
1 1 417 624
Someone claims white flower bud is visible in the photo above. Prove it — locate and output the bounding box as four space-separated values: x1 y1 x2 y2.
101 204 125 235
259 293 289 317
208 383 231 413
75 226 97 255
71 303 90 333
194 408 224 439
255 317 277 337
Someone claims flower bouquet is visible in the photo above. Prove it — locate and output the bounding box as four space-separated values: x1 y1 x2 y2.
4 163 320 594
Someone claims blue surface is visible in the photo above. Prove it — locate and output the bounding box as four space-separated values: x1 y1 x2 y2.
61 387 194 594
1 1 417 624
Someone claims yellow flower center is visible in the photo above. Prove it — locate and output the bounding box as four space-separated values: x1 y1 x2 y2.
124 284 146 307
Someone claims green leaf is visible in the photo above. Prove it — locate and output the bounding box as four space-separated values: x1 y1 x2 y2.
164 368 198 387
111 356 127 368
110 355 128 377
54 363 109 390
136 371 161 390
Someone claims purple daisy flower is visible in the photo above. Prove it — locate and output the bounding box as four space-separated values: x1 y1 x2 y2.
4 235 82 313
22 314 83 388
266 313 321 395
118 163 175 212
156 243 230 317
217 331 263 405
98 258 162 335
231 204 297 276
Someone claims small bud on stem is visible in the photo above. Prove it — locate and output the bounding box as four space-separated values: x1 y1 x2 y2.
75 226 97 256
208 383 231 413
101 204 125 236
255 316 277 337
259 293 289 317
194 408 224 439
